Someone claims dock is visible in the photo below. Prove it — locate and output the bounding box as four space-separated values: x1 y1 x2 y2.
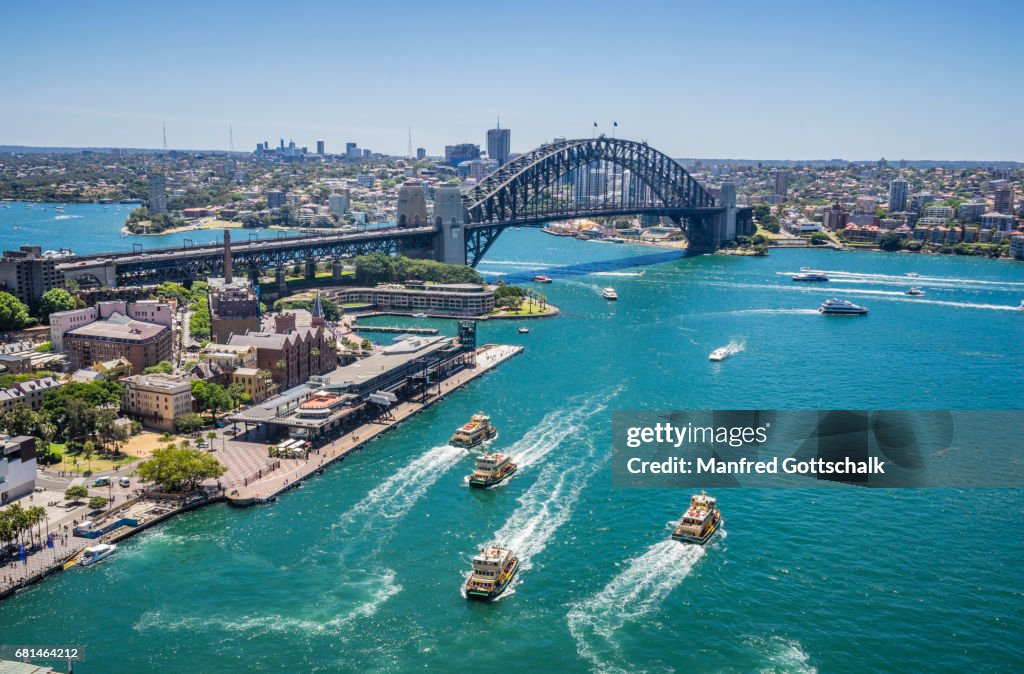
351 324 439 335
225 343 522 505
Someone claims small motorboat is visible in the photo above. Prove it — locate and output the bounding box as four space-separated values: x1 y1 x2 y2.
412 312 427 318
518 326 530 334
906 272 920 278
601 287 618 300
905 287 925 296
78 543 117 567
532 275 552 283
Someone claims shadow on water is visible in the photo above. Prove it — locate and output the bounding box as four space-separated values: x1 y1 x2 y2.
479 249 689 282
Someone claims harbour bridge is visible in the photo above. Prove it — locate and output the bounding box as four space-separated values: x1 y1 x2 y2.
60 137 752 287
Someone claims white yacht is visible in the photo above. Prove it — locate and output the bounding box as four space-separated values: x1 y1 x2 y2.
905 287 925 296
78 543 117 567
819 298 868 315
601 287 618 300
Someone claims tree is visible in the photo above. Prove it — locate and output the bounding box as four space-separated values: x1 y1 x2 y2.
1 403 39 436
38 288 77 321
137 445 226 492
174 413 205 435
142 360 174 375
879 232 904 251
191 381 233 421
0 291 30 331
64 485 89 502
809 232 830 246
88 496 109 511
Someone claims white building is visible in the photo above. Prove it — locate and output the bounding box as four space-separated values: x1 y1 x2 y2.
328 190 351 216
0 436 37 503
49 300 175 352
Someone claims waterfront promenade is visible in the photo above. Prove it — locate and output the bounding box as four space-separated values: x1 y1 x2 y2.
223 343 523 504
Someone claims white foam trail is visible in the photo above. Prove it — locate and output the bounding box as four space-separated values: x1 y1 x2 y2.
711 281 1023 311
339 444 465 526
567 540 706 674
490 452 599 571
478 259 555 268
778 269 1024 290
726 308 819 316
751 636 818 674
592 271 644 277
510 393 612 469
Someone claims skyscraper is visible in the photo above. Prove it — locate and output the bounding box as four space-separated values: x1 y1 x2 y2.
888 179 908 212
416 147 426 161
773 171 789 199
316 139 325 155
994 186 1013 214
149 173 167 214
486 126 511 166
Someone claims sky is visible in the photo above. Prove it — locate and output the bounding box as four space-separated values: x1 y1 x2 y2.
1 0 1022 160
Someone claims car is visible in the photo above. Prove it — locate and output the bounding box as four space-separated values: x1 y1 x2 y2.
118 477 130 488
196 441 208 448
92 477 111 487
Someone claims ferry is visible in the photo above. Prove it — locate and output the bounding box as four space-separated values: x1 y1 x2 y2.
532 275 552 283
78 543 118 566
792 272 829 282
601 287 618 300
819 298 868 315
671 492 722 545
518 326 530 334
449 412 498 449
468 452 518 488
464 546 520 601
905 287 925 296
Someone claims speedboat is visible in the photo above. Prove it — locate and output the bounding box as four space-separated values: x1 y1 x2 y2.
906 272 920 277
518 326 529 334
905 287 925 296
1017 300 1024 311
412 312 427 318
672 492 722 545
464 547 520 601
819 298 868 315
792 272 829 282
601 287 618 300
78 543 117 566
709 346 736 361
532 275 552 283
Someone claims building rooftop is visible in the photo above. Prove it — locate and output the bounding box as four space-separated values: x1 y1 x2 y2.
67 318 168 341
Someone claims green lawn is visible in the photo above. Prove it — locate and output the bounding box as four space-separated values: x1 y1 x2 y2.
48 442 138 474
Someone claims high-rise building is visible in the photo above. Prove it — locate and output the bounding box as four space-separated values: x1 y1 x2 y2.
888 179 908 212
416 147 426 161
486 127 511 166
445 143 481 166
149 173 167 214
328 190 351 216
316 139 325 155
773 171 789 199
994 186 1014 214
0 246 63 307
346 143 359 159
266 191 286 209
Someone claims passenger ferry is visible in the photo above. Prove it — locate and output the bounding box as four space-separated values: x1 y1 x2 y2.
78 543 118 566
671 492 722 545
468 452 518 488
819 298 868 315
601 287 618 300
464 546 520 601
792 272 829 282
449 412 498 449
905 287 925 296
532 275 552 283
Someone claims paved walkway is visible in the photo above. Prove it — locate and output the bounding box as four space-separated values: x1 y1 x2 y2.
229 344 522 503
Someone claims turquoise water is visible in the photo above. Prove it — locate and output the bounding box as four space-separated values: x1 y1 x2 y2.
1 229 1023 673
0 201 267 254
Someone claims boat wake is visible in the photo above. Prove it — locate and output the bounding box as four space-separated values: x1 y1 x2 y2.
778 269 1024 292
592 271 644 277
337 444 465 530
746 636 817 673
713 281 1023 311
567 539 706 674
511 391 615 469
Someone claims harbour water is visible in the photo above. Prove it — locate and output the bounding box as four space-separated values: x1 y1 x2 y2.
0 220 1022 672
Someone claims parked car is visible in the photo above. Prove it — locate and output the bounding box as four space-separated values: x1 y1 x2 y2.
118 477 130 488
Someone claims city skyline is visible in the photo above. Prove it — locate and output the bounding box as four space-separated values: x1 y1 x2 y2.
1 1 1023 160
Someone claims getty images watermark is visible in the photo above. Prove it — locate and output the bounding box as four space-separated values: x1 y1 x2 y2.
611 410 1024 488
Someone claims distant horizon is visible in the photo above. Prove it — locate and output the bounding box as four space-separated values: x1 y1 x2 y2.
1 142 1022 167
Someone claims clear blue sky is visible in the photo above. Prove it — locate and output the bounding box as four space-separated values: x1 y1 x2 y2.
2 0 1022 160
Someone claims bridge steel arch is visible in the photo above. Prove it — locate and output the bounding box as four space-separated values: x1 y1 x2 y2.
459 137 737 266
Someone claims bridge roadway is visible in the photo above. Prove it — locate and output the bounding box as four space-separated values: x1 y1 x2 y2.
59 226 438 286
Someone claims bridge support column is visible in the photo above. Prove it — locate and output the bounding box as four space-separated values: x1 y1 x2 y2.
332 259 342 280
305 259 317 280
432 185 467 266
276 266 288 294
248 266 261 285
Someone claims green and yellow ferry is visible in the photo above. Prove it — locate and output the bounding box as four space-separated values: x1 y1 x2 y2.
464 546 520 601
671 491 722 545
449 412 498 449
467 452 518 488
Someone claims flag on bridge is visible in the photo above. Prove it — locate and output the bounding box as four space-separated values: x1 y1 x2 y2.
614 121 618 127
593 121 598 127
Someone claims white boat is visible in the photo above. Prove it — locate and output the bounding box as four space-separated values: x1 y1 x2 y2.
1017 300 1024 311
412 312 427 318
819 298 868 315
601 287 618 300
709 345 737 361
518 326 530 334
906 272 920 277
905 287 925 296
78 543 117 566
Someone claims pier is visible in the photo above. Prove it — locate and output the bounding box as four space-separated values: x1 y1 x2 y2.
351 324 439 335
